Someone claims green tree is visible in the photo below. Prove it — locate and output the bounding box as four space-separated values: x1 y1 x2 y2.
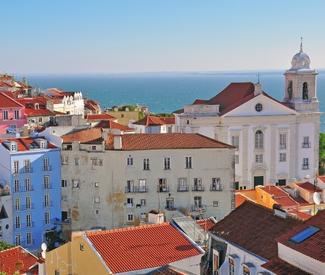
319 133 325 175
0 241 13 251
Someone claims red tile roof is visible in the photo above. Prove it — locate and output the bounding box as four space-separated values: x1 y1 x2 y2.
262 257 310 275
0 246 39 274
277 209 325 262
134 116 175 126
24 108 55 117
62 128 103 143
85 99 101 112
317 176 325 183
297 181 322 192
86 113 116 121
86 223 202 273
95 120 133 132
0 92 24 108
211 201 302 260
106 133 234 151
261 186 301 208
196 218 216 231
0 137 57 152
17 96 48 106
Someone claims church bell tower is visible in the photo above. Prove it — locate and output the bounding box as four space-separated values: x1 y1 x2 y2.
284 39 318 112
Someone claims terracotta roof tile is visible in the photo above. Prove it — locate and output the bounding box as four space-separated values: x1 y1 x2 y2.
0 137 57 152
0 246 39 274
262 257 311 275
86 223 202 273
0 92 24 108
196 218 216 231
95 120 133 131
86 113 116 121
297 181 322 192
277 209 325 262
134 116 175 126
211 201 302 260
24 108 55 117
62 128 102 143
107 133 234 151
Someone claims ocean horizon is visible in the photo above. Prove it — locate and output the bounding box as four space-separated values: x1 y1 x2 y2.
22 70 325 132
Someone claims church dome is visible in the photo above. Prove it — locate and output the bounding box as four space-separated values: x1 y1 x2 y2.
290 40 311 70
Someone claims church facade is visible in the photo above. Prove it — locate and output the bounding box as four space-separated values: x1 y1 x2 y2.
175 43 320 189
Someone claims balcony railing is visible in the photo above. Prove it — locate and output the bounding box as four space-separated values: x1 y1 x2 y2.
191 204 207 212
177 185 189 192
125 186 148 193
210 184 223 191
302 142 311 148
22 186 34 192
192 185 205 192
22 167 33 174
43 165 52 172
157 186 169 192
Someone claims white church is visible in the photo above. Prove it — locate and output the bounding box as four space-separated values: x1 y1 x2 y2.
175 42 320 189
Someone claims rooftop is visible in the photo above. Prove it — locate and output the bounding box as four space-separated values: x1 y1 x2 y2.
211 201 302 260
86 113 116 121
297 181 322 192
0 246 39 274
261 257 310 275
277 209 325 262
95 120 133 132
134 115 175 126
62 127 102 143
0 92 24 108
86 222 202 274
0 137 57 152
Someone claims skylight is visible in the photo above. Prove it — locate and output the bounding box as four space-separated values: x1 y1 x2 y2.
289 226 320 244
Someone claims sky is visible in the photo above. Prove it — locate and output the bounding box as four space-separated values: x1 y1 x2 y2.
1 0 325 74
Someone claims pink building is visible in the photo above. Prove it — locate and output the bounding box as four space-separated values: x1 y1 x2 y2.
0 92 27 134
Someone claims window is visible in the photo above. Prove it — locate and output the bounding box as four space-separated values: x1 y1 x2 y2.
302 82 308 100
139 179 147 192
44 194 50 207
94 182 99 188
255 130 263 149
126 180 134 193
13 161 19 174
26 197 31 209
43 157 49 171
303 158 309 170
126 198 134 207
11 143 17 151
279 133 287 149
158 178 168 192
303 136 310 148
127 156 133 166
14 110 19 119
213 201 219 207
255 103 263 112
26 214 32 227
234 155 239 164
15 235 21 245
15 198 20 211
255 154 263 163
44 176 50 189
94 196 100 203
143 158 150 170
277 179 286 186
178 178 188 191
127 213 134 222
45 212 50 224
193 178 203 191
186 120 189 125
74 158 79 166
140 199 146 207
39 140 46 149
164 157 171 170
91 145 96 151
194 196 202 208
3 110 8 120
290 226 320 244
15 216 20 228
229 258 235 275
61 155 69 165
279 153 286 162
72 180 80 188
231 136 239 149
61 179 68 187
24 160 31 173
185 156 192 169
211 178 222 191
27 232 32 245
14 179 19 192
243 265 250 275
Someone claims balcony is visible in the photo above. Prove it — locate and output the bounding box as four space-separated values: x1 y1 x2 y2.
125 186 148 193
302 142 311 148
126 203 134 208
192 185 205 192
22 167 33 174
210 184 223 191
157 186 169 192
177 185 189 192
191 204 207 213
43 165 52 172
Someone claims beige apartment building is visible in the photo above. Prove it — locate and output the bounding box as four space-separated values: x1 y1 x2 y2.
59 130 235 233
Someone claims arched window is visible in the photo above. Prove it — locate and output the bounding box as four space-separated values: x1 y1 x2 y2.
255 130 263 149
287 81 293 99
302 82 308 100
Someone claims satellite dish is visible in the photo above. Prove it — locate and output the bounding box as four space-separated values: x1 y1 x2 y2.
305 175 311 180
41 242 47 251
313 192 322 205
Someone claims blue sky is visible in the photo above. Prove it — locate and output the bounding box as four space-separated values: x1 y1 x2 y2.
1 0 325 74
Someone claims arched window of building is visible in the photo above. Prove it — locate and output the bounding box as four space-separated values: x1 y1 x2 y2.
302 82 309 100
255 130 263 149
287 81 293 99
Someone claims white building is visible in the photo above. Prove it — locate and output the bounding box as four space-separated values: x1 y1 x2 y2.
176 43 320 189
45 88 84 117
59 130 235 233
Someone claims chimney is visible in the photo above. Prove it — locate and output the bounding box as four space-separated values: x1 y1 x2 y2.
254 83 262 96
148 210 165 224
113 135 122 150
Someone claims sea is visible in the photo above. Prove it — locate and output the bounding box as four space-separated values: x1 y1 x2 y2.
24 70 325 132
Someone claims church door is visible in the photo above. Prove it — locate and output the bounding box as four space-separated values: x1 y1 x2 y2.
254 176 264 188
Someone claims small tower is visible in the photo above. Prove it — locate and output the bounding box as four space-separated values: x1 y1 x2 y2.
284 38 318 112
